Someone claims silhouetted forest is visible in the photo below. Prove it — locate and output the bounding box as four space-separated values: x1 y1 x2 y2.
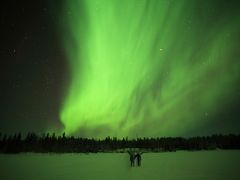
0 132 240 153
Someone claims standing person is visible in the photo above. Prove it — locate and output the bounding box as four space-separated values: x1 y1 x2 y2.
135 152 143 166
127 151 135 167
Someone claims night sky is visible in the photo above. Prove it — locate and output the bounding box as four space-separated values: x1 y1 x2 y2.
1 0 240 138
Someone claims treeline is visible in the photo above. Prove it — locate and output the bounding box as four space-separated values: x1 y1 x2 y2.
0 132 240 153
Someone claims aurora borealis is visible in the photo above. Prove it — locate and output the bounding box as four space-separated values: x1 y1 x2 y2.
0 0 240 138
60 0 240 137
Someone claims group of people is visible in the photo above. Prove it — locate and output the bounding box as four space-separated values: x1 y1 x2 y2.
127 151 143 167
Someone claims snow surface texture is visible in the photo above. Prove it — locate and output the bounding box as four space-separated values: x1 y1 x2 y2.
0 151 240 180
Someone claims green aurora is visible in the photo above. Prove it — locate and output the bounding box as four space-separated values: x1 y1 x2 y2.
60 0 240 137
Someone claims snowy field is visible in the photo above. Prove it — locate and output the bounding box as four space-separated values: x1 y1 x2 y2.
0 150 240 180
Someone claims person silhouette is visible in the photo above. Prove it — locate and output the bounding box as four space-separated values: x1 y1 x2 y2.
127 151 135 167
135 152 143 166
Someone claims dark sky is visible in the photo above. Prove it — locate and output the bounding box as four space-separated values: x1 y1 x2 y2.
0 0 67 134
0 0 240 136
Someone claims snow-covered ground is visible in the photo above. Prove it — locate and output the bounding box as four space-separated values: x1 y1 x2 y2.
0 150 240 180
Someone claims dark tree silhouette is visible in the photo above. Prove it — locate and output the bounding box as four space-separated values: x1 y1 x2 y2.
0 132 240 153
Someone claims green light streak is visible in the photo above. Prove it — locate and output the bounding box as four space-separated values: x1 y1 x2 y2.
60 0 240 137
